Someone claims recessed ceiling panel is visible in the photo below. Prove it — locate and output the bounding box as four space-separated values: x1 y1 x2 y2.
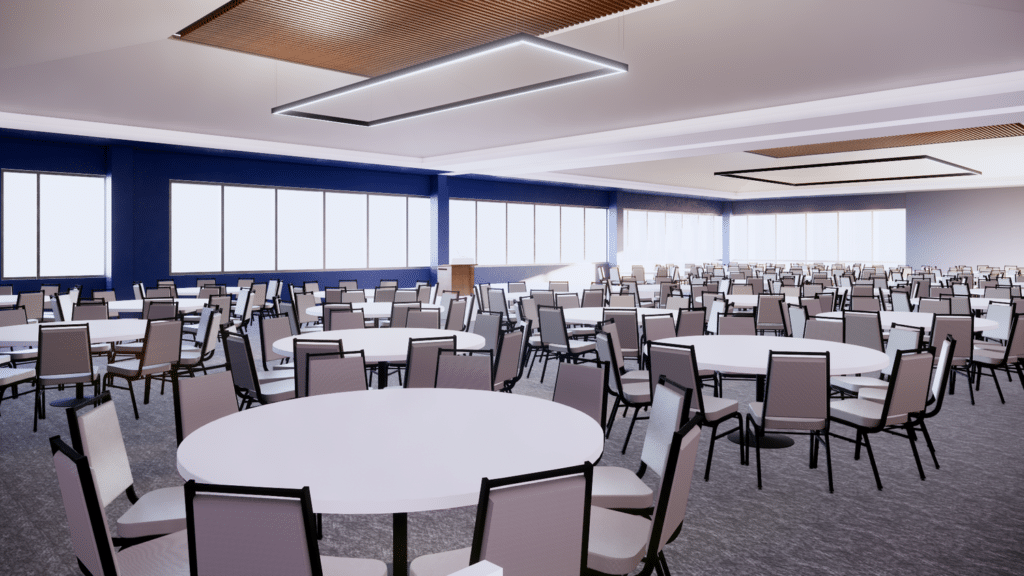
749 123 1024 158
176 0 653 76
715 156 980 187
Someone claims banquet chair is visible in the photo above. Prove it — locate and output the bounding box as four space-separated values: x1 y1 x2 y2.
705 298 727 335
407 308 441 329
582 288 605 308
172 371 239 445
66 392 187 541
641 313 676 369
417 284 433 304
471 311 502 354
178 310 221 377
507 281 527 294
395 289 419 304
222 329 295 408
104 320 182 419
305 351 370 395
918 298 950 314
259 315 296 372
590 379 690 512
831 324 922 397
818 291 836 312
492 327 526 392
49 437 191 576
977 301 1012 346
238 278 255 289
943 295 972 316
142 299 178 321
342 289 367 304
648 341 744 479
409 463 592 576
985 287 1011 299
531 289 556 307
718 313 756 336
435 349 493 390
446 297 469 331
786 303 808 338
186 480 387 576
930 314 975 401
891 290 912 312
830 348 934 490
851 296 882 312
602 308 640 363
338 280 359 291
844 311 884 353
595 331 651 451
293 339 343 398
324 287 344 304
323 304 354 331
375 287 397 303
608 294 635 307
596 319 649 386
249 282 268 318
404 336 456 389
549 280 570 292
145 287 171 298
552 360 608 431
71 301 115 358
586 417 703 576
676 309 705 337
746 352 833 492
35 323 101 431
489 288 514 329
755 294 786 334
665 295 690 311
384 302 420 328
800 297 823 317
969 313 1024 405
805 317 844 343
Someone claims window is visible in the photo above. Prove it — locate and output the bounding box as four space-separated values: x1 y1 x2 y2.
728 209 906 266
449 200 608 265
621 209 723 269
170 182 429 273
2 170 108 279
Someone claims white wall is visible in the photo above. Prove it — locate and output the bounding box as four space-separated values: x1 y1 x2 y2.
906 186 1024 269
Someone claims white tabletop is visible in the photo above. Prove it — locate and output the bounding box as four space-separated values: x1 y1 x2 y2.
0 295 17 306
817 311 997 333
0 319 148 347
307 302 441 320
656 335 889 376
176 388 604 514
108 298 208 314
272 328 486 363
177 286 242 297
910 297 1005 311
562 307 677 326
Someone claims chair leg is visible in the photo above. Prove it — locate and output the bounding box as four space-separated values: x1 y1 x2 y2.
703 421 720 481
753 424 763 489
862 432 882 490
989 367 1006 404
854 430 862 460
824 431 834 493
918 420 939 469
906 423 925 481
621 406 642 455
605 396 621 439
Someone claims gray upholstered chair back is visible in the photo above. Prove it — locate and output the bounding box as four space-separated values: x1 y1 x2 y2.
323 304 354 331
582 289 604 308
472 311 502 352
389 302 420 328
538 306 570 350
341 289 366 303
375 287 397 303
761 352 829 431
665 295 689 311
174 371 238 445
549 281 570 292
552 361 607 428
1006 314 1024 359
407 309 440 329
395 289 418 303
891 290 911 312
731 284 753 295
141 320 183 368
851 296 881 312
508 282 527 293
250 283 267 311
844 311 883 352
38 324 93 382
223 331 259 398
446 298 469 331
944 295 971 315
72 301 108 321
756 294 785 331
787 304 808 338
488 289 509 316
306 351 368 395
885 349 935 423
985 287 1011 299
804 317 844 343
68 395 133 507
930 315 974 363
643 314 676 342
50 438 119 576
293 292 317 325
640 383 688 477
339 280 358 291
718 314 756 336
293 339 343 398
818 291 835 312
602 308 639 354
800 297 823 317
435 350 493 390
146 287 172 298
199 286 222 299
675 310 704 337
918 298 950 314
648 342 699 413
260 315 293 365
493 328 524 387
652 421 702 553
417 284 432 304
531 290 555 307
405 336 456 389
607 294 635 307
555 292 580 309
883 325 923 377
595 327 626 379
144 299 178 320
0 306 28 327
324 288 344 304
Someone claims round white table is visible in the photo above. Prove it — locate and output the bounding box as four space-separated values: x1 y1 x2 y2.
817 311 997 333
108 298 208 315
273 328 486 388
0 295 17 306
910 297 1007 311
562 307 677 326
177 388 604 576
0 318 148 347
177 286 242 297
306 302 441 320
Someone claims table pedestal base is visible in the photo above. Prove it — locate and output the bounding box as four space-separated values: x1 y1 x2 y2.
393 512 408 576
728 431 795 449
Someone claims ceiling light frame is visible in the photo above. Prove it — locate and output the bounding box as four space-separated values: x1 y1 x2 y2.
714 155 980 187
271 33 627 127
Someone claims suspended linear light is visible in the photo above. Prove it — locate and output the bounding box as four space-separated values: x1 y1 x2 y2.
271 33 627 127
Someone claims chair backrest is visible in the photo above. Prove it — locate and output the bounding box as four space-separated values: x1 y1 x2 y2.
555 292 580 309
405 336 457 389
260 315 294 366
581 289 604 308
675 309 704 337
395 289 419 303
140 319 183 369
38 324 94 379
926 336 956 417
643 313 676 343
339 280 358 291
718 313 756 336
301 280 319 293
607 293 635 307
986 287 1011 299
818 291 835 312
250 283 268 310
185 481 324 576
306 351 369 396
294 292 317 325
493 327 525 389
918 298 950 314
756 294 785 330
787 304 808 338
648 342 705 415
49 437 120 576
324 287 344 304
173 371 238 445
851 285 874 298
760 352 830 431
472 311 502 352
446 297 469 330
804 317 844 343
143 298 178 320
222 329 262 401
468 463 593 576
665 295 689 311
65 393 133 508
549 281 570 292
881 349 935 424
730 283 753 295
387 302 418 329
844 311 883 352
435 350 493 390
530 289 555 308
72 301 108 321
0 306 27 327
407 308 441 329
645 417 703 561
943 295 972 316
891 290 911 312
417 284 433 304
596 323 628 381
639 382 690 477
375 287 397 303
209 294 233 320
238 278 255 289
1004 313 1024 362
552 361 608 429
800 297 823 317
930 314 974 363
293 339 343 398
602 308 639 353
506 281 527 294
851 296 881 312
146 287 172 298
341 289 366 303
705 299 726 334
883 324 924 377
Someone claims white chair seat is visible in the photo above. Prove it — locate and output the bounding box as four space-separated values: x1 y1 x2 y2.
114 341 144 354
590 466 654 510
0 354 9 364
620 381 651 404
857 388 887 403
409 546 470 576
91 343 112 354
117 486 187 539
8 347 38 361
259 378 296 403
586 505 650 576
569 327 596 337
178 349 203 366
0 366 35 386
973 346 1015 364
621 369 648 384
831 398 908 428
38 368 102 386
830 375 888 394
691 396 738 422
106 359 172 378
116 529 189 576
321 555 388 576
258 369 294 382
182 325 199 335
747 402 826 431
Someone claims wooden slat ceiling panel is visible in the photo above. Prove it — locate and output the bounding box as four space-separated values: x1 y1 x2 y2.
177 0 652 77
748 124 1024 158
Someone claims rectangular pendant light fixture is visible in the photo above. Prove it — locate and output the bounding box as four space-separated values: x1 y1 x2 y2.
715 156 980 187
271 33 627 127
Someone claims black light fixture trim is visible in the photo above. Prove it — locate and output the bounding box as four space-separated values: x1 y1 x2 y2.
271 33 627 127
714 155 981 187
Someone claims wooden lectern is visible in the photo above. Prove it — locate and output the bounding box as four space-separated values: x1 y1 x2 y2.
437 264 475 296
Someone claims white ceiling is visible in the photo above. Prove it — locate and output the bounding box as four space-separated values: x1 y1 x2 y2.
1 0 1023 200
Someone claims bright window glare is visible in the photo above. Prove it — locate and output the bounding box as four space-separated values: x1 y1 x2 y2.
38 174 105 278
277 188 324 270
223 186 276 272
2 172 38 278
534 205 561 264
325 192 367 269
476 202 507 265
449 200 476 263
368 194 407 268
407 197 431 267
171 183 222 273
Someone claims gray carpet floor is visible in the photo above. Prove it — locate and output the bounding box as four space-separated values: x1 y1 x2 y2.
2 328 1024 576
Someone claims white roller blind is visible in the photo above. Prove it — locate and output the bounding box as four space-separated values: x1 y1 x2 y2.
407 197 431 267
872 209 906 265
806 212 838 263
276 188 323 271
507 203 534 264
2 172 38 278
325 192 367 269
776 213 806 263
584 207 606 262
534 205 560 264
368 194 407 268
838 211 872 263
729 215 748 262
223 186 275 272
561 206 585 264
476 201 507 265
747 214 776 262
449 200 476 263
170 183 221 274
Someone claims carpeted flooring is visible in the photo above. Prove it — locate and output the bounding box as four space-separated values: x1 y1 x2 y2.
2 327 1024 576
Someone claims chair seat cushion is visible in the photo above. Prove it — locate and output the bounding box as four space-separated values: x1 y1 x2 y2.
691 396 738 422
973 346 1015 365
107 359 172 377
321 555 388 576
857 388 887 403
590 466 654 510
259 378 296 403
38 368 101 386
409 546 470 576
0 366 35 386
831 398 908 428
91 343 112 354
569 327 596 337
8 347 38 361
116 529 189 576
620 381 651 404
747 402 826 431
117 486 187 539
830 375 888 394
621 369 648 384
587 505 650 575
115 341 144 353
